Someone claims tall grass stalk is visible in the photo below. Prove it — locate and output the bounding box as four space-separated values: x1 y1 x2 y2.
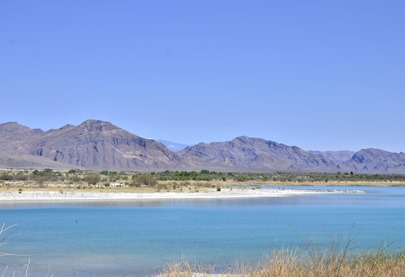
0 224 33 277
0 223 17 257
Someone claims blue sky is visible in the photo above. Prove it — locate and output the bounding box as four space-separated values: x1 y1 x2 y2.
1 1 404 152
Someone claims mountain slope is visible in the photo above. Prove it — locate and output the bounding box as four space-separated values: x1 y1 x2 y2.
340 148 405 173
27 120 183 170
0 120 183 170
0 153 80 169
310 150 355 163
179 136 337 172
0 122 77 169
0 122 43 153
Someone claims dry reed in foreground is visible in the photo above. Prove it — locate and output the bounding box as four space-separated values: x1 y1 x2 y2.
159 249 405 277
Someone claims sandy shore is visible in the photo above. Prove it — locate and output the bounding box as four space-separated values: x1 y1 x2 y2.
0 188 365 202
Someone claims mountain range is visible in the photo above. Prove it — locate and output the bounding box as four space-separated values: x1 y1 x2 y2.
1 120 404 173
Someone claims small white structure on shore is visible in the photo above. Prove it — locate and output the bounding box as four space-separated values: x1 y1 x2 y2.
110 182 127 188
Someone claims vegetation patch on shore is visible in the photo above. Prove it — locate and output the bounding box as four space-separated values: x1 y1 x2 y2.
160 249 405 277
1 169 405 194
159 230 405 277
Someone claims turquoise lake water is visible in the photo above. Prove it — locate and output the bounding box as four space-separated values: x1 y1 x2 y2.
1 186 405 276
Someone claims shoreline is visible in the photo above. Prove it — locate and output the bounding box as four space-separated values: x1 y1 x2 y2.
0 187 365 202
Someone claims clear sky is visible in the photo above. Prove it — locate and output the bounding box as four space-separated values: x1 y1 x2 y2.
1 1 404 152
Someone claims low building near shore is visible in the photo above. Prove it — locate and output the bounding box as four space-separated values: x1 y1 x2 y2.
110 182 127 188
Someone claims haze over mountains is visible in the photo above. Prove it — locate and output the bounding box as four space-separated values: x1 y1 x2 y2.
158 140 188 152
1 120 404 173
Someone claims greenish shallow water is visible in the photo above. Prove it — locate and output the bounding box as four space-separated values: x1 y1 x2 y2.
0 186 404 276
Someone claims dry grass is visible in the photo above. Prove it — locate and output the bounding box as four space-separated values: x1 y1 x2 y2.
160 229 405 276
158 262 217 277
159 249 405 277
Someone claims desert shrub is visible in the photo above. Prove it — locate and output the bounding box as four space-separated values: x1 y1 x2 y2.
234 175 247 182
131 173 157 187
70 175 82 183
156 184 168 192
129 181 141 188
82 173 101 185
14 172 29 181
32 175 46 186
0 172 13 181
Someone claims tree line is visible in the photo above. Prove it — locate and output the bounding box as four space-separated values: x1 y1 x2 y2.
1 169 405 187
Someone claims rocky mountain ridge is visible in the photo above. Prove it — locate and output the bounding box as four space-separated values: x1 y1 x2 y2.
309 150 356 163
0 120 404 173
178 136 336 172
0 120 182 170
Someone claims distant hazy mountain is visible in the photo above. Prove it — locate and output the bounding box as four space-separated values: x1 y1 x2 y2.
309 150 355 163
178 136 336 172
1 120 404 173
158 140 188 152
340 148 405 173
